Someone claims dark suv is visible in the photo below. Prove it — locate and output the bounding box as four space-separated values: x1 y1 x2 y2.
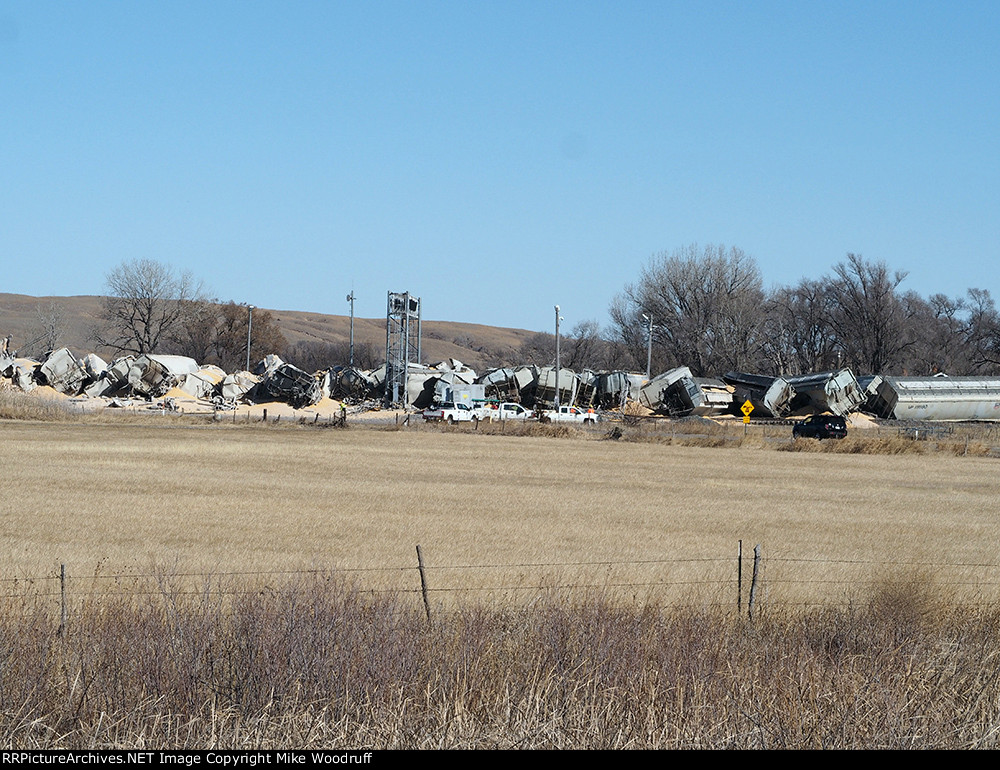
792 414 848 440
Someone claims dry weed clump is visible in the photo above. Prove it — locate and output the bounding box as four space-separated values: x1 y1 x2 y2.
471 421 581 439
938 439 991 457
607 427 672 444
599 417 745 447
735 434 769 450
778 435 929 455
828 435 928 455
673 434 734 449
3 573 1000 749
645 416 734 436
863 572 944 642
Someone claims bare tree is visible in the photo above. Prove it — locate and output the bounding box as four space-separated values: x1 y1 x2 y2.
31 301 66 356
285 340 345 372
895 292 973 375
284 339 379 372
518 332 556 366
597 331 639 372
611 244 767 376
964 288 1000 373
93 259 207 355
171 299 220 363
163 299 288 371
824 254 911 375
210 302 287 372
761 279 838 375
607 293 646 372
562 319 607 371
515 324 610 371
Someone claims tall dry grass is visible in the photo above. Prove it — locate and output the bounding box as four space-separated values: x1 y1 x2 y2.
3 573 1000 749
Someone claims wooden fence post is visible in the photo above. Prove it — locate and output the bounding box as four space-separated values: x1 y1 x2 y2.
416 545 431 625
747 544 761 621
58 563 67 637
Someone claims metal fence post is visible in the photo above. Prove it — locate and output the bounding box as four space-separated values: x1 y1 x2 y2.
737 540 743 613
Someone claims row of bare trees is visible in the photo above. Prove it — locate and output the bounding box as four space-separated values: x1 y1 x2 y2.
86 252 1000 380
606 245 1000 378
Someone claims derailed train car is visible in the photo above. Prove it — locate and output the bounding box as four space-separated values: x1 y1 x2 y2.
640 366 733 417
722 372 795 418
533 366 579 409
723 369 865 418
863 376 1000 421
785 370 867 417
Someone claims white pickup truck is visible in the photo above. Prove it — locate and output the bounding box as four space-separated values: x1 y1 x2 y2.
537 405 599 424
421 401 477 423
477 402 534 422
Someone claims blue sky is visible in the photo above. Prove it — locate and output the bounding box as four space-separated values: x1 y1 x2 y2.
2 1 998 335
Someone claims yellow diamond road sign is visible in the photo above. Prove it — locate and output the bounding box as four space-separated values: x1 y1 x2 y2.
740 400 754 416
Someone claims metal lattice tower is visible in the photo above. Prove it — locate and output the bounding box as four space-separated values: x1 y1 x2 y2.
384 291 421 407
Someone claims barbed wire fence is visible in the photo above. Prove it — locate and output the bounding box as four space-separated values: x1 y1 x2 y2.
7 543 1000 631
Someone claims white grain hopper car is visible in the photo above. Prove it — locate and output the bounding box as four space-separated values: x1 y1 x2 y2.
863 376 1000 421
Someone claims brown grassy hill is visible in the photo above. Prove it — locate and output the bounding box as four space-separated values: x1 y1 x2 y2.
0 293 536 372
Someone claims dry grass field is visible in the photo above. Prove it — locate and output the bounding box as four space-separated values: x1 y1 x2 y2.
5 410 1000 748
3 416 1000 608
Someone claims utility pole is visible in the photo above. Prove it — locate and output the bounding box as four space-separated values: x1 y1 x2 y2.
346 291 356 367
554 305 563 410
643 313 653 380
245 305 255 372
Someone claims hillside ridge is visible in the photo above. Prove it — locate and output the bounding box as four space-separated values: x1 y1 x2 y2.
0 293 539 372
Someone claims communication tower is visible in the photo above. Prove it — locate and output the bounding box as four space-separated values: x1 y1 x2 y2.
384 291 421 407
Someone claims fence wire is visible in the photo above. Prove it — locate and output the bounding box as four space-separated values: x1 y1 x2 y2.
4 550 1000 608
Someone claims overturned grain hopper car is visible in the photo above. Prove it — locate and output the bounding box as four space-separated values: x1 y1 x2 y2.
38 347 88 395
127 354 200 398
597 371 645 409
257 362 324 409
533 366 578 409
723 369 865 418
722 372 795 418
640 366 733 417
863 376 1000 421
785 369 867 417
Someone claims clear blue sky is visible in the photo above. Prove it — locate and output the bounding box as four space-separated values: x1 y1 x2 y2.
2 1 998 335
